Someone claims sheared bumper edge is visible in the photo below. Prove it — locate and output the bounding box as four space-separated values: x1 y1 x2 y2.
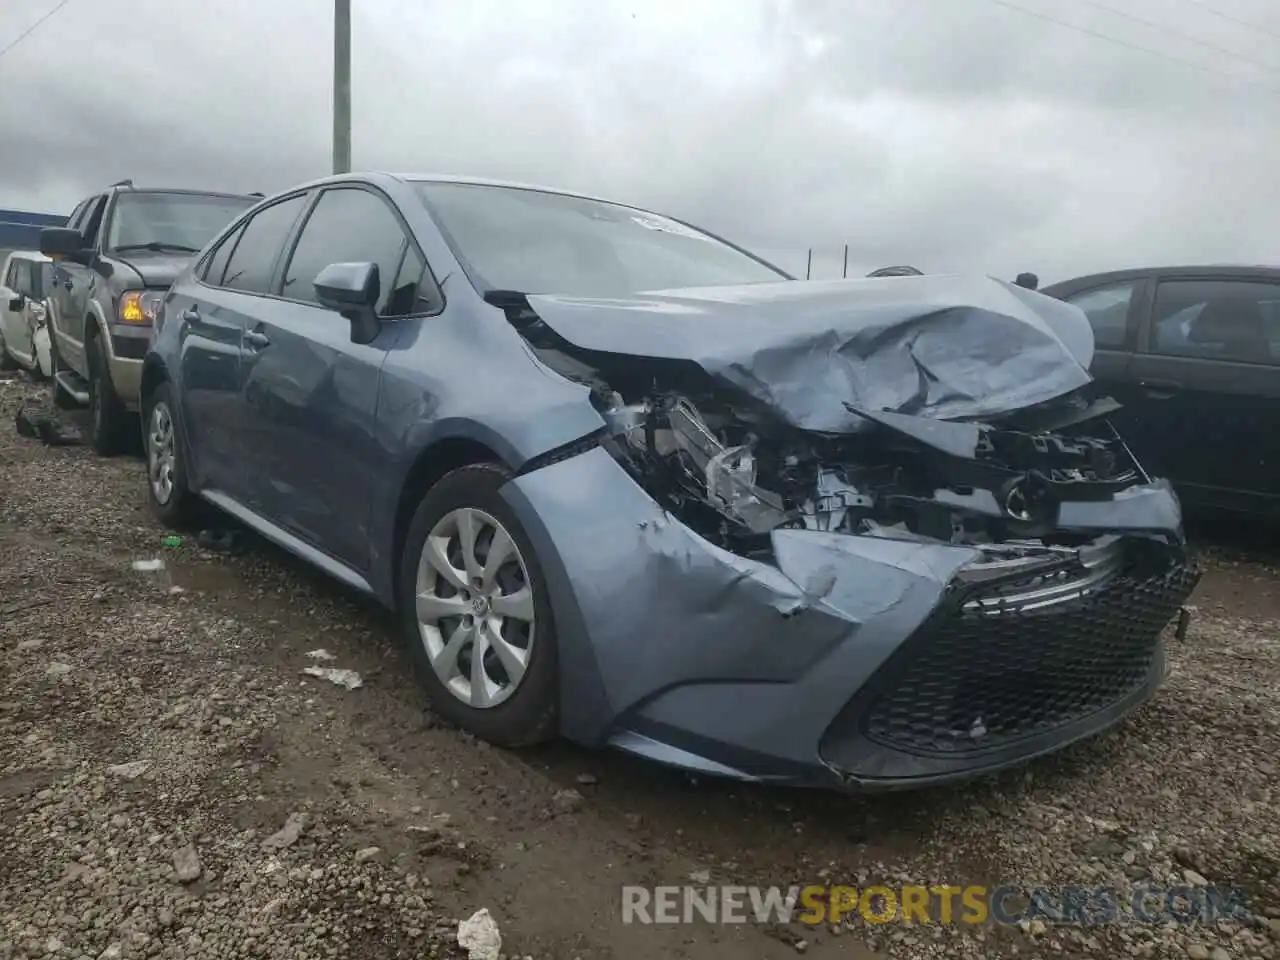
499 445 1196 792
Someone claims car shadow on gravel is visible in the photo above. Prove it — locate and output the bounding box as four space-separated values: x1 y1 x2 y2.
165 510 1160 886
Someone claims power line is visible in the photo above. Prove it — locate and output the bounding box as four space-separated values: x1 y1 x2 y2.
0 0 74 64
1073 0 1280 77
1175 0 1280 43
978 0 1280 94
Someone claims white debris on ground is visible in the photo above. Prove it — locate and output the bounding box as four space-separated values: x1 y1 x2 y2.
300 666 363 690
130 558 165 572
457 908 502 960
304 649 337 661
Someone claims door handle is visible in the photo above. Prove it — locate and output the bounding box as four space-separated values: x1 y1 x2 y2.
62 280 73 291
243 329 271 349
1139 378 1181 400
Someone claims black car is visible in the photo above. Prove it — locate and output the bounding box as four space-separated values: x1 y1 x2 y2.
1042 265 1280 519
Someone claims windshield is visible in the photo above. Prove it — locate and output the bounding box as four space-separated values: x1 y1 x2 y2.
107 192 255 253
414 181 788 297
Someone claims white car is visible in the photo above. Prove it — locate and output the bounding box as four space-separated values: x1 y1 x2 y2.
0 250 54 378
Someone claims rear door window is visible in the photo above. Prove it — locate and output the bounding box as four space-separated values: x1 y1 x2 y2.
220 195 308 295
1149 279 1280 365
1065 281 1138 349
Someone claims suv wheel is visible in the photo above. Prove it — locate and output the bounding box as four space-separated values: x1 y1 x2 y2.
86 335 129 456
398 463 559 747
143 382 199 527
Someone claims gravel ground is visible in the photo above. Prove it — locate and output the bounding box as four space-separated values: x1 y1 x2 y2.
1 370 1278 960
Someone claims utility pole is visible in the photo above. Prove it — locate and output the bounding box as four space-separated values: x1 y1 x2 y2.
842 244 849 278
333 0 352 174
805 248 812 280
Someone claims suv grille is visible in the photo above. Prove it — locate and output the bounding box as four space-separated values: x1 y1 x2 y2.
857 546 1197 757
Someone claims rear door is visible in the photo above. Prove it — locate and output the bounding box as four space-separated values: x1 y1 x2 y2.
1131 274 1280 516
48 198 89 359
240 184 435 569
172 193 310 497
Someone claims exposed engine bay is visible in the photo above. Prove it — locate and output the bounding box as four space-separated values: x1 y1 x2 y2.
595 390 1148 563
487 287 1166 568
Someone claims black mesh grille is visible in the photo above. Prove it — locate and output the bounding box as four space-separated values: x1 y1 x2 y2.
858 547 1197 757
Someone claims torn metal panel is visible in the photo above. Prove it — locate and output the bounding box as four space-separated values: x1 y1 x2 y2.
501 446 979 754
524 274 1095 432
1056 478 1183 536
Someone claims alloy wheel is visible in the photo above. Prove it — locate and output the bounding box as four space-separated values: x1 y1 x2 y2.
415 507 536 709
147 401 176 505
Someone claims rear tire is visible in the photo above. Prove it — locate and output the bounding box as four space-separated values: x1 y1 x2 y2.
86 334 129 456
398 463 559 747
143 381 200 528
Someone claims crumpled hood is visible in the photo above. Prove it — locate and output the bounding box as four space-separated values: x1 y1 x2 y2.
111 252 193 289
525 274 1097 433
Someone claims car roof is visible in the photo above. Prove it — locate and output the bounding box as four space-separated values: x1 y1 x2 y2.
277 171 646 210
1045 264 1280 293
3 250 51 263
105 186 259 200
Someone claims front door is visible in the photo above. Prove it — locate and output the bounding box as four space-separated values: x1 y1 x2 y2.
50 195 106 371
239 184 427 570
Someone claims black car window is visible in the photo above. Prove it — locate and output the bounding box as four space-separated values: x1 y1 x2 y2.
1152 281 1280 368
1065 282 1136 349
221 194 308 295
281 187 410 315
203 223 246 287
1151 279 1280 365
3 260 15 289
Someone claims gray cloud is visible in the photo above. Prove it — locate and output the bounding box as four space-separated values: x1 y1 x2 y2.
2 0 1278 283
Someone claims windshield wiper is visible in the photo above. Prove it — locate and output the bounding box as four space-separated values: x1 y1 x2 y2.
112 242 200 254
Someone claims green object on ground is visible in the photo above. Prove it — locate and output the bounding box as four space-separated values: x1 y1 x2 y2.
161 536 183 548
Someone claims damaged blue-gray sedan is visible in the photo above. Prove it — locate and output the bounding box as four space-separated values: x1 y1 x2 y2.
141 173 1199 790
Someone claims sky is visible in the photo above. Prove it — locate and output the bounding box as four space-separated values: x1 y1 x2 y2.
1 0 1278 284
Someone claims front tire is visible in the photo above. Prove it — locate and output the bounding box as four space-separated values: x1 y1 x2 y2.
86 334 130 456
143 382 200 528
398 463 559 747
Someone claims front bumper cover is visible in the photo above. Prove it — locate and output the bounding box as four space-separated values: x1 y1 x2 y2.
501 446 1198 791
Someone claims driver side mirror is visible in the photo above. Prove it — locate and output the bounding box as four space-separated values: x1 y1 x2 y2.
40 227 93 266
315 261 381 345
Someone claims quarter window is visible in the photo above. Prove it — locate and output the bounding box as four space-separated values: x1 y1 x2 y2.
203 223 246 286
220 195 308 295
281 187 423 316
1151 279 1280 365
1066 282 1136 349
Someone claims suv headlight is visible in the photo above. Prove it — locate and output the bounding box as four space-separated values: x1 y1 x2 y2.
118 289 165 325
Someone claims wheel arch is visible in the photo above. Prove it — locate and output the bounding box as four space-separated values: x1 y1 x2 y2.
390 435 510 606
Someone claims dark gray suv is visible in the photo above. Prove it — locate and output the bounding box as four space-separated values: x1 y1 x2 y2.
39 181 256 454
